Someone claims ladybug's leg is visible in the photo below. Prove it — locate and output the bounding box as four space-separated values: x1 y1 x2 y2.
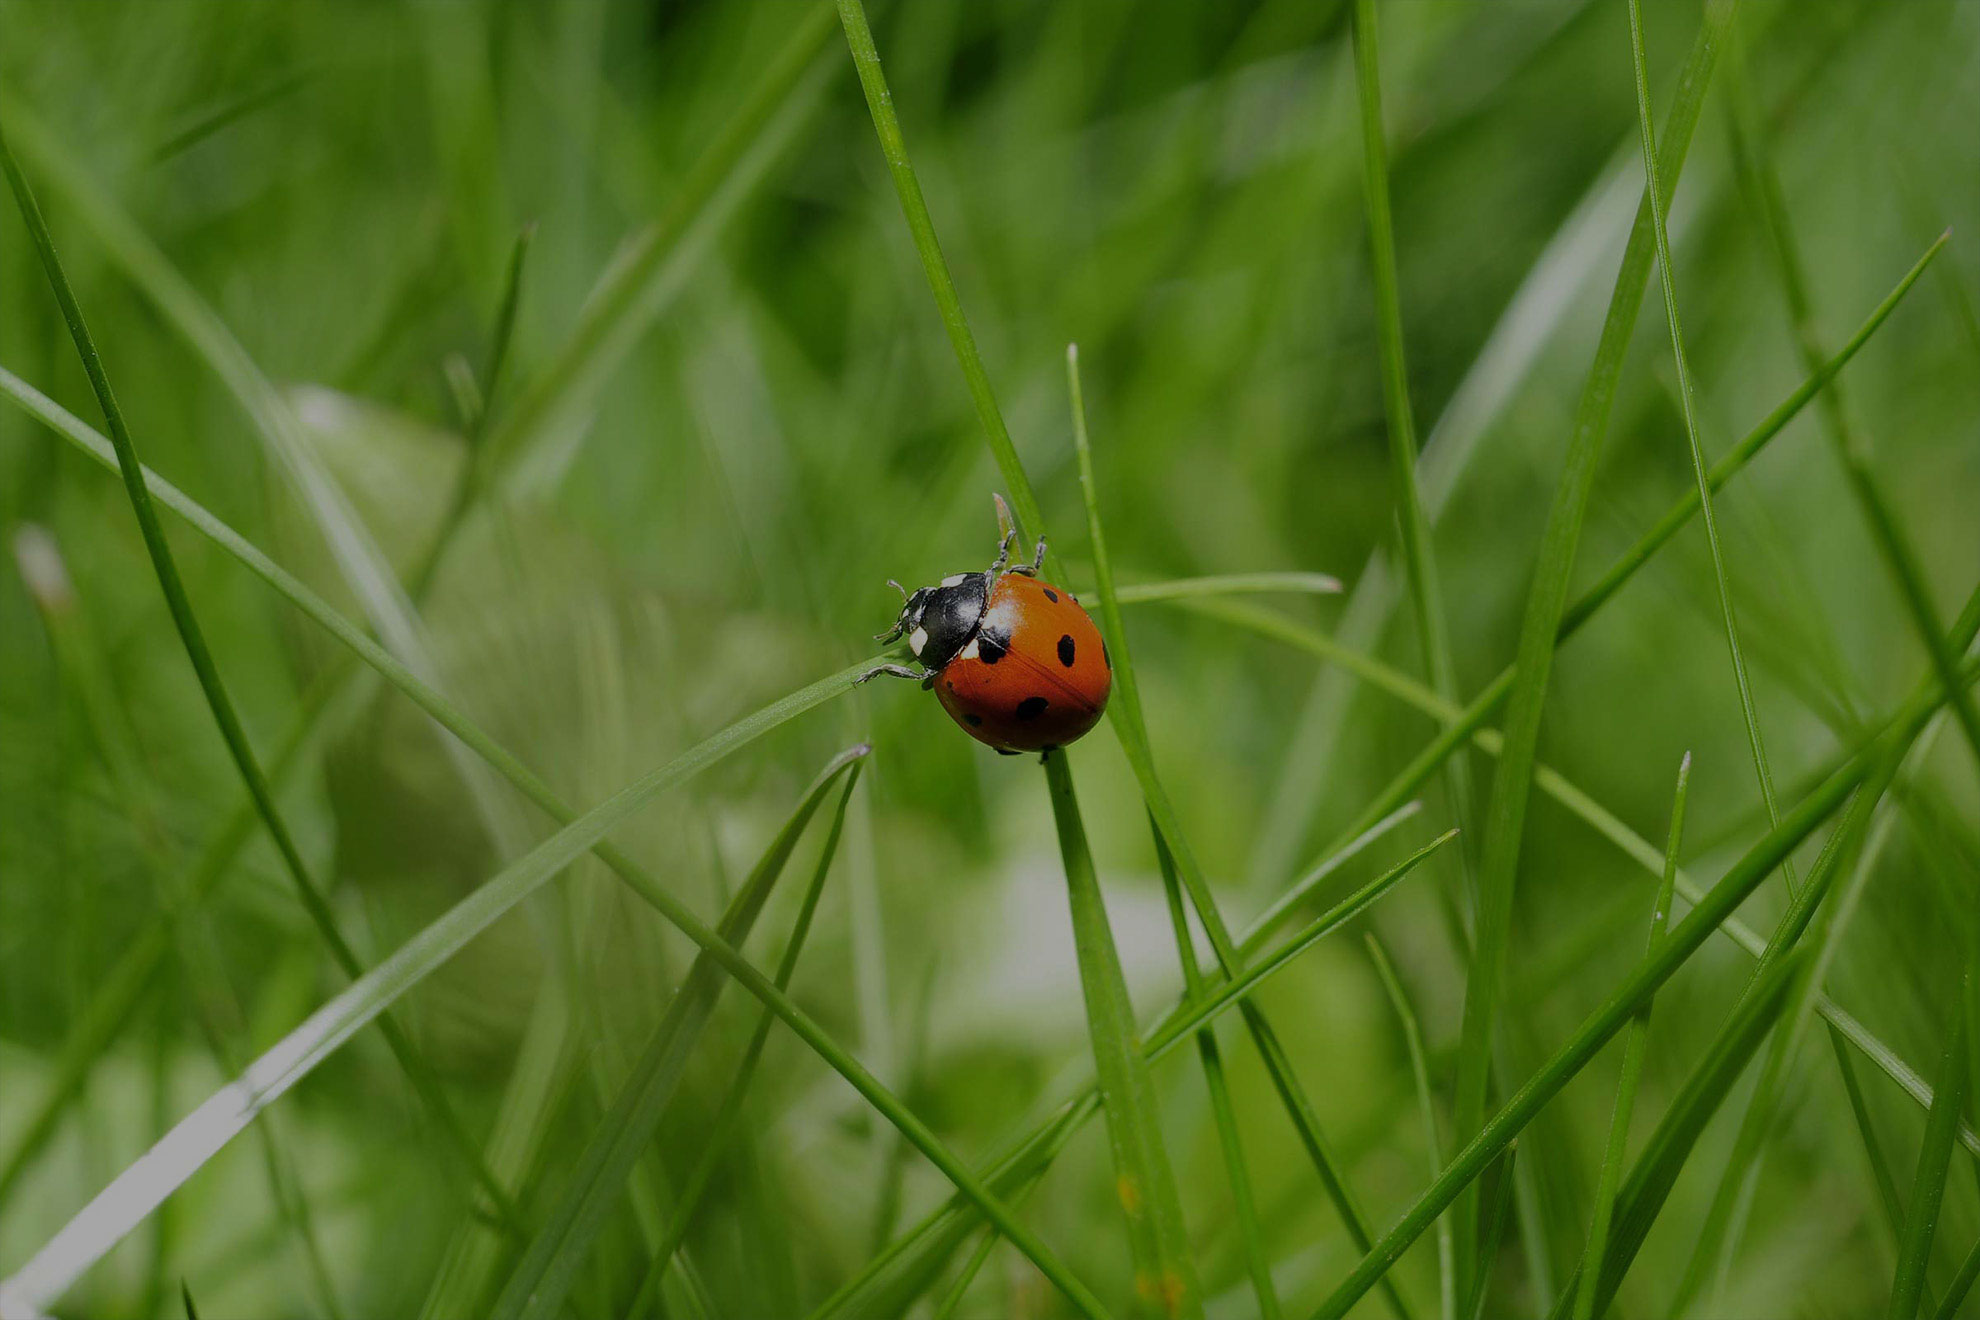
854 663 923 685
1008 534 1047 577
988 530 1016 576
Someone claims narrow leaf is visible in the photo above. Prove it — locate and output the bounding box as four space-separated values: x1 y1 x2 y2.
1890 998 1971 1317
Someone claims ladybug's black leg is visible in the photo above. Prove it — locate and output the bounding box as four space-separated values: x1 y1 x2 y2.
988 530 1015 577
854 663 923 685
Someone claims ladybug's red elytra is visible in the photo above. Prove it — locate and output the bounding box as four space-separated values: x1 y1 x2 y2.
857 528 1113 754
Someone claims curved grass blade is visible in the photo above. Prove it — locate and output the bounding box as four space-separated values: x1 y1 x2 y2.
1452 0 1740 1285
1309 655 1969 1319
1157 825 1281 1320
492 752 866 1320
1068 344 1416 1320
0 113 521 1233
1366 934 1454 1320
622 768 856 1319
1890 1001 1970 1318
1570 753 1689 1320
1044 751 1203 1319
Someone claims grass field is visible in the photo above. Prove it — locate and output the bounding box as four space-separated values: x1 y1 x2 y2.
2 1 1978 1316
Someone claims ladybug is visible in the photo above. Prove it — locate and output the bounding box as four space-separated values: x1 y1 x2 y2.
858 528 1113 754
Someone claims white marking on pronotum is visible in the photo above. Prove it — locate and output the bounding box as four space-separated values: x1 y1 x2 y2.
940 573 967 587
958 639 980 660
909 626 928 656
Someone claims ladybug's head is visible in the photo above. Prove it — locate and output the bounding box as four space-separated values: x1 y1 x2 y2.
877 571 990 671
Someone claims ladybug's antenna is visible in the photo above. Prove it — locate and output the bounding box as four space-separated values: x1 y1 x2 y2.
886 578 909 603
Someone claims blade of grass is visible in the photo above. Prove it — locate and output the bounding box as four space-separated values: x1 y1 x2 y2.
492 753 866 1320
1044 750 1204 1320
1463 1142 1519 1320
1156 825 1282 1320
1891 995 1971 1318
1366 934 1455 1320
1570 752 1690 1320
834 0 1046 551
623 767 856 1319
1351 0 1475 920
805 822 1451 1320
1069 344 1417 1320
1308 649 1969 1319
1935 1237 1980 1320
1451 0 1739 1283
0 112 523 1233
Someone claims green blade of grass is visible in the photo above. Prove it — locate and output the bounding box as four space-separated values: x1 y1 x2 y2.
492 753 866 1320
930 1220 1012 1320
805 820 1449 1320
1068 343 1418 1320
180 1279 200 1320
1451 1 1739 1283
1111 574 1343 604
1307 646 1970 1319
1934 1236 1980 1320
1174 589 1980 1162
834 0 1046 552
1351 0 1475 925
1463 1142 1519 1320
1044 750 1203 1319
1891 995 1971 1318
1544 946 1809 1319
0 111 524 1234
623 767 856 1319
1156 824 1283 1320
1366 933 1455 1320
1570 754 1690 1320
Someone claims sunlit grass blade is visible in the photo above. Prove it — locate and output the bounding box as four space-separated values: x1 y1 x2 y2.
492 751 866 1320
1308 653 1967 1319
1452 0 1739 1284
485 1 839 490
622 769 856 1319
1068 343 1416 1320
1463 1142 1518 1320
1111 574 1343 604
1543 947 1807 1319
1571 751 1688 1320
1366 934 1454 1320
1890 995 1970 1317
804 818 1448 1320
1156 825 1282 1320
1043 751 1203 1319
0 113 521 1233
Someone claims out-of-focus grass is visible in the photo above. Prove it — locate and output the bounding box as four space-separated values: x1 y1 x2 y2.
1 2 1977 1317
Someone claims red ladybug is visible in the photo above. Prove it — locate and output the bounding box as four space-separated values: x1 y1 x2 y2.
858 529 1113 754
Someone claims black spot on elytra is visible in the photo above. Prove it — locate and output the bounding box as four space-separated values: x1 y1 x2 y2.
964 713 983 727
1015 696 1049 720
976 630 1008 664
1057 634 1076 667
1042 588 1058 602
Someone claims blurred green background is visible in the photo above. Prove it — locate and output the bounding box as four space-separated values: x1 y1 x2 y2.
2 0 1977 1316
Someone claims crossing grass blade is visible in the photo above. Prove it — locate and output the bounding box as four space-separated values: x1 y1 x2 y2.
1307 640 1976 1319
1463 1141 1518 1320
1366 933 1455 1320
1044 752 1204 1319
1068 346 1417 1320
1935 1237 1980 1320
1569 753 1689 1320
1890 996 1970 1318
0 111 524 1234
1451 3 1740 1285
1157 825 1282 1320
804 822 1451 1320
492 752 866 1320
